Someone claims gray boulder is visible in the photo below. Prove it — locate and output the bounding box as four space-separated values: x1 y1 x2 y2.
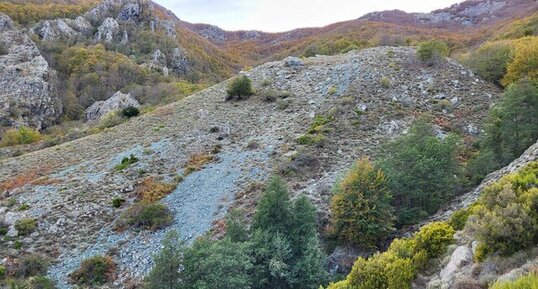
95 17 119 43
0 15 61 130
85 91 140 121
0 12 13 32
440 246 473 283
284 56 305 68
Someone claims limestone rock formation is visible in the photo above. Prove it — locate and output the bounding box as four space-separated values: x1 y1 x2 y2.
32 19 80 41
117 2 142 22
95 17 120 43
171 47 188 75
85 91 140 121
0 13 61 130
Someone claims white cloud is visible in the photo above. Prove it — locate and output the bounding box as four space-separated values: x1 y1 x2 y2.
153 0 465 32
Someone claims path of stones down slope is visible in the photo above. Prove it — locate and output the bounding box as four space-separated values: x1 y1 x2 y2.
0 47 501 288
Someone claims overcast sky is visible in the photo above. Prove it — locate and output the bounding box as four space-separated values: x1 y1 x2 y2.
153 0 466 32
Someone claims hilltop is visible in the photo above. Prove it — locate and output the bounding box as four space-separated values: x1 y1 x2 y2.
0 46 502 287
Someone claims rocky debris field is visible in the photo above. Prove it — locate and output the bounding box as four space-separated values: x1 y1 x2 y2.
0 46 501 287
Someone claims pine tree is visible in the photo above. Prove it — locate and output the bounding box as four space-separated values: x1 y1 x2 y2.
252 177 292 235
144 230 183 289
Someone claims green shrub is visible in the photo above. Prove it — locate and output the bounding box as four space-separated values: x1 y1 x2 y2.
114 154 139 171
378 119 462 226
16 254 49 278
18 204 30 211
0 41 8 55
448 206 475 231
329 222 454 289
121 106 140 118
490 272 538 289
328 86 337 95
119 202 173 231
380 76 391 88
329 158 395 248
467 161 538 258
226 75 254 100
0 126 42 148
70 256 115 286
0 265 5 280
0 221 7 236
112 197 125 208
298 115 333 147
417 40 449 65
465 150 499 186
15 218 37 236
25 276 56 289
413 222 455 259
98 111 125 129
463 41 513 85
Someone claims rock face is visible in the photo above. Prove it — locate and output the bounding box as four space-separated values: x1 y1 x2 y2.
0 13 61 130
85 91 140 121
171 47 188 74
32 19 79 41
439 246 473 284
117 2 141 22
95 17 119 43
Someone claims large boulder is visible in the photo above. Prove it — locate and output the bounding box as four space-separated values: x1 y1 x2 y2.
0 13 61 130
440 246 473 284
85 91 140 121
0 12 13 32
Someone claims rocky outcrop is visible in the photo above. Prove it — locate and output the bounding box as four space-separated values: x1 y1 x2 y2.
85 91 140 121
95 17 119 43
0 13 61 130
117 2 142 22
65 16 93 36
32 19 79 41
170 47 188 75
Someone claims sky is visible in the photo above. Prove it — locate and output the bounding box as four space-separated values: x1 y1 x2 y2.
153 0 466 32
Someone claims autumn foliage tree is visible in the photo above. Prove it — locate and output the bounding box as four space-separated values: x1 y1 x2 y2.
329 158 394 248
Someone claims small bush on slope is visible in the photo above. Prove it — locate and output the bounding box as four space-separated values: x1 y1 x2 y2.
466 161 538 260
70 256 115 286
226 75 254 100
118 202 172 231
417 40 449 65
329 158 394 248
327 222 455 289
462 41 513 86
